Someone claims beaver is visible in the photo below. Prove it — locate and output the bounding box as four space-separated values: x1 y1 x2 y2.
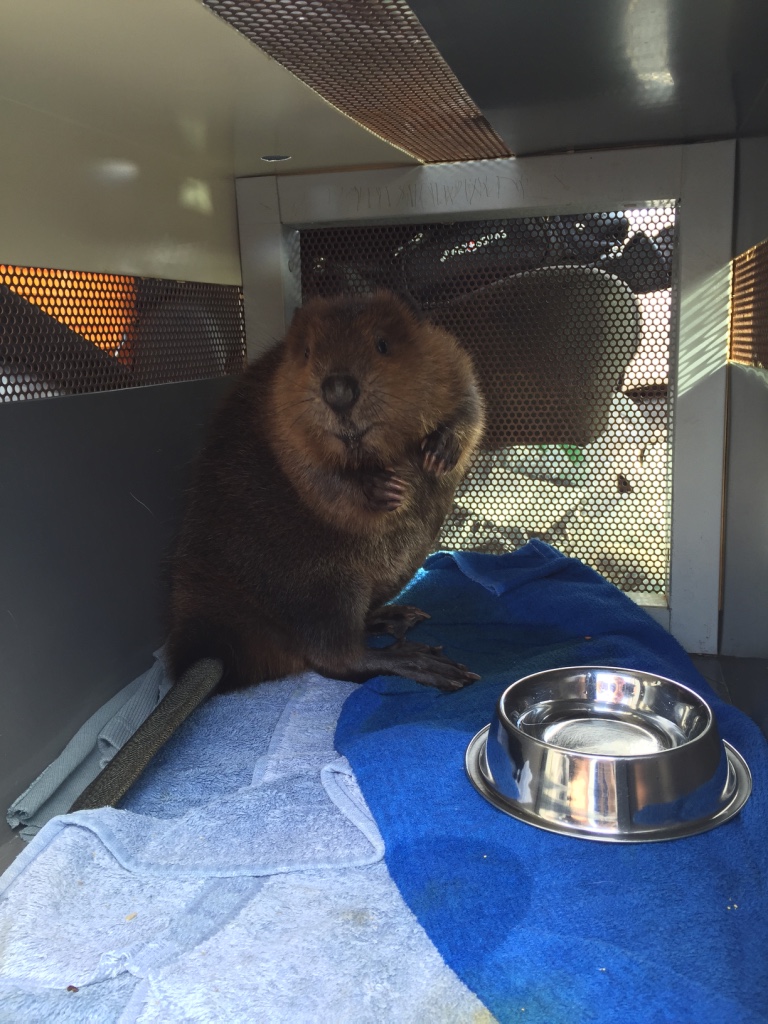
166 290 485 693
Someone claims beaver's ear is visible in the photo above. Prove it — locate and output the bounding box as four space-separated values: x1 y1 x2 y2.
283 303 314 357
285 296 329 341
285 308 300 333
287 298 318 332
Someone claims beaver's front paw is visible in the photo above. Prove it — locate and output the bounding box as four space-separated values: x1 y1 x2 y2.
421 425 461 476
361 467 406 511
365 603 431 638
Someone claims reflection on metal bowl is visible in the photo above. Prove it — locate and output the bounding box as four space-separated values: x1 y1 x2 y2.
466 666 752 842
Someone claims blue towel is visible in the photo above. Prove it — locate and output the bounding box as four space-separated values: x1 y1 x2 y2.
336 541 768 1024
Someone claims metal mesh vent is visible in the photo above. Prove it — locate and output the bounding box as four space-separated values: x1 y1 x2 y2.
730 239 768 369
297 207 677 594
203 0 511 163
0 266 245 402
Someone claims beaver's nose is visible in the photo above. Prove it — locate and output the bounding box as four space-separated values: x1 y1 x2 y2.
322 374 360 413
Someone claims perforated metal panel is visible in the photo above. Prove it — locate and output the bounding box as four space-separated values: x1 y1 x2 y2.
0 266 245 401
203 0 511 163
731 239 768 369
297 207 677 594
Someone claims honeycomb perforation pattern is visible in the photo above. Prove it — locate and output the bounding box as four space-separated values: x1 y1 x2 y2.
297 208 676 593
731 239 768 369
0 266 245 402
203 0 511 163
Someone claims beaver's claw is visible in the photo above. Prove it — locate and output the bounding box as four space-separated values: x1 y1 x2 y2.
362 467 406 511
421 425 461 475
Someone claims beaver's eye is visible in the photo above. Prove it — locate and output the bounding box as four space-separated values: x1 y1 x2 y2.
304 347 310 361
375 338 388 355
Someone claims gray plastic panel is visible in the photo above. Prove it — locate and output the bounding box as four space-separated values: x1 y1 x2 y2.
735 137 768 257
721 363 768 658
409 0 768 155
721 138 768 657
0 377 232 851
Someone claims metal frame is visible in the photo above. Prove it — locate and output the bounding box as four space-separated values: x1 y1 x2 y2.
235 142 736 654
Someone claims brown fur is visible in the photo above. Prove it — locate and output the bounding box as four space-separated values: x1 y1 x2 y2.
167 291 485 692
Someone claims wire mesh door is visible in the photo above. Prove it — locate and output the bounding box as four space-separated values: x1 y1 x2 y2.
296 207 677 596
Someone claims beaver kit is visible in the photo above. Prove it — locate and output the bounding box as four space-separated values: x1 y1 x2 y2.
167 290 485 692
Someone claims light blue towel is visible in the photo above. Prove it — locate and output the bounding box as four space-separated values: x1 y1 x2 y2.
3 677 382 879
0 673 489 1023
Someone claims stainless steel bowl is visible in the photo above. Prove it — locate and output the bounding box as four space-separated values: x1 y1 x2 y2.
465 666 752 842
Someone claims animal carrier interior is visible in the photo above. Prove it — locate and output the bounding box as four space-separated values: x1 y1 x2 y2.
1 2 767 1020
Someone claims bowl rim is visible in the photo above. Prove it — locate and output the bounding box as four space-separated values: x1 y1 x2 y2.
466 725 753 842
494 664 718 762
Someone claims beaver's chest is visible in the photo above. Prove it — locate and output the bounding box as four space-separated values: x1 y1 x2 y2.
352 495 450 605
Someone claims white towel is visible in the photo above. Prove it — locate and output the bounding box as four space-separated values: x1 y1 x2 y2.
0 673 493 1023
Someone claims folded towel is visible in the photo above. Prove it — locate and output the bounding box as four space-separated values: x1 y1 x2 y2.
4 677 383 879
6 650 172 840
0 673 489 1023
336 541 768 1024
